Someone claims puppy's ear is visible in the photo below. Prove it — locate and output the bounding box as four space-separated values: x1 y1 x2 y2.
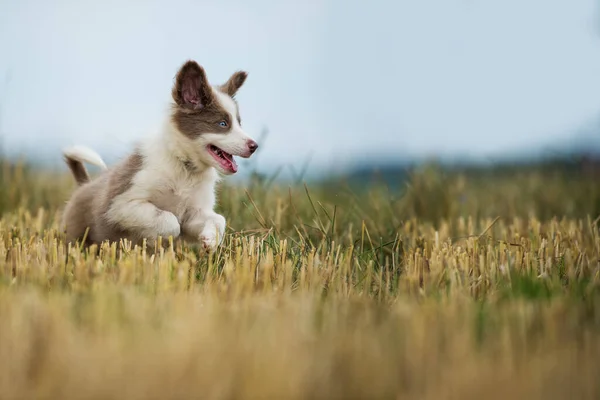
220 71 247 97
172 60 213 110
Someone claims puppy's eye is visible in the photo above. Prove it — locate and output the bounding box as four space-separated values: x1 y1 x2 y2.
218 121 228 128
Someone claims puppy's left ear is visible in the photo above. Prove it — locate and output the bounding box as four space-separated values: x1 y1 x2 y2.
220 71 248 97
172 60 213 110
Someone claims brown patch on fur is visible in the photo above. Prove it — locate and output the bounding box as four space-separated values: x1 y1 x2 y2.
105 152 144 202
64 156 90 186
61 151 144 247
171 101 232 140
220 71 247 125
220 71 247 97
170 60 235 139
171 60 214 110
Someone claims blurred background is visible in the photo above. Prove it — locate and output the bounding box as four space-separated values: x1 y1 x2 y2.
1 0 600 184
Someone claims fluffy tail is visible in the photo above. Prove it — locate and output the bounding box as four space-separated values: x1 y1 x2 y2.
63 145 108 186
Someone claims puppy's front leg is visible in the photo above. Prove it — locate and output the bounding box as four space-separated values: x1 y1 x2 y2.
107 199 181 241
182 210 226 251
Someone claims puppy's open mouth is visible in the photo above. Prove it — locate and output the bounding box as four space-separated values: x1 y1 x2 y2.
207 145 238 173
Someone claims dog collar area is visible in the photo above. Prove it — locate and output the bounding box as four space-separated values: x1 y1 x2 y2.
179 158 197 173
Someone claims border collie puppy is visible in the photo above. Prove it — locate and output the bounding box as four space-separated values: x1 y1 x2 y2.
61 60 258 250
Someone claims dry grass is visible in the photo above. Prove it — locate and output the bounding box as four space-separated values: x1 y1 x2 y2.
0 160 599 399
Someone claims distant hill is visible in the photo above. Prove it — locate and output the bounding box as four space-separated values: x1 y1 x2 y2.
314 151 600 192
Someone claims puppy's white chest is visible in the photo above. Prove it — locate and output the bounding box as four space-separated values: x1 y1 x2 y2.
149 169 216 218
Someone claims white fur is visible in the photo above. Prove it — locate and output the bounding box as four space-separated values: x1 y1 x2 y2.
207 88 255 157
106 121 224 247
104 86 253 250
63 145 108 170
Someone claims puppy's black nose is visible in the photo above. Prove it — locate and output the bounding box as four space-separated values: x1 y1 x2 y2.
247 140 259 154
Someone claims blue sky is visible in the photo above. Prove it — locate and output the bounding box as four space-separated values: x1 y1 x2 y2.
1 0 600 175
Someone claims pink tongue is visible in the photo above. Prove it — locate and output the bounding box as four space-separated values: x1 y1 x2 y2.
222 156 237 173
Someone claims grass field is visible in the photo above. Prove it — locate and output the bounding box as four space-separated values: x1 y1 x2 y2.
0 159 599 399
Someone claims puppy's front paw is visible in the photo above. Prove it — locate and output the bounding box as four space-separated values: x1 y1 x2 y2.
156 211 181 239
199 232 218 251
199 214 226 251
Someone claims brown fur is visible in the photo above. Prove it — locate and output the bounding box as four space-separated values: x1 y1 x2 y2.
171 61 246 139
62 152 144 246
220 71 247 97
171 102 232 140
64 157 90 186
220 71 246 124
106 152 144 202
171 61 213 110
